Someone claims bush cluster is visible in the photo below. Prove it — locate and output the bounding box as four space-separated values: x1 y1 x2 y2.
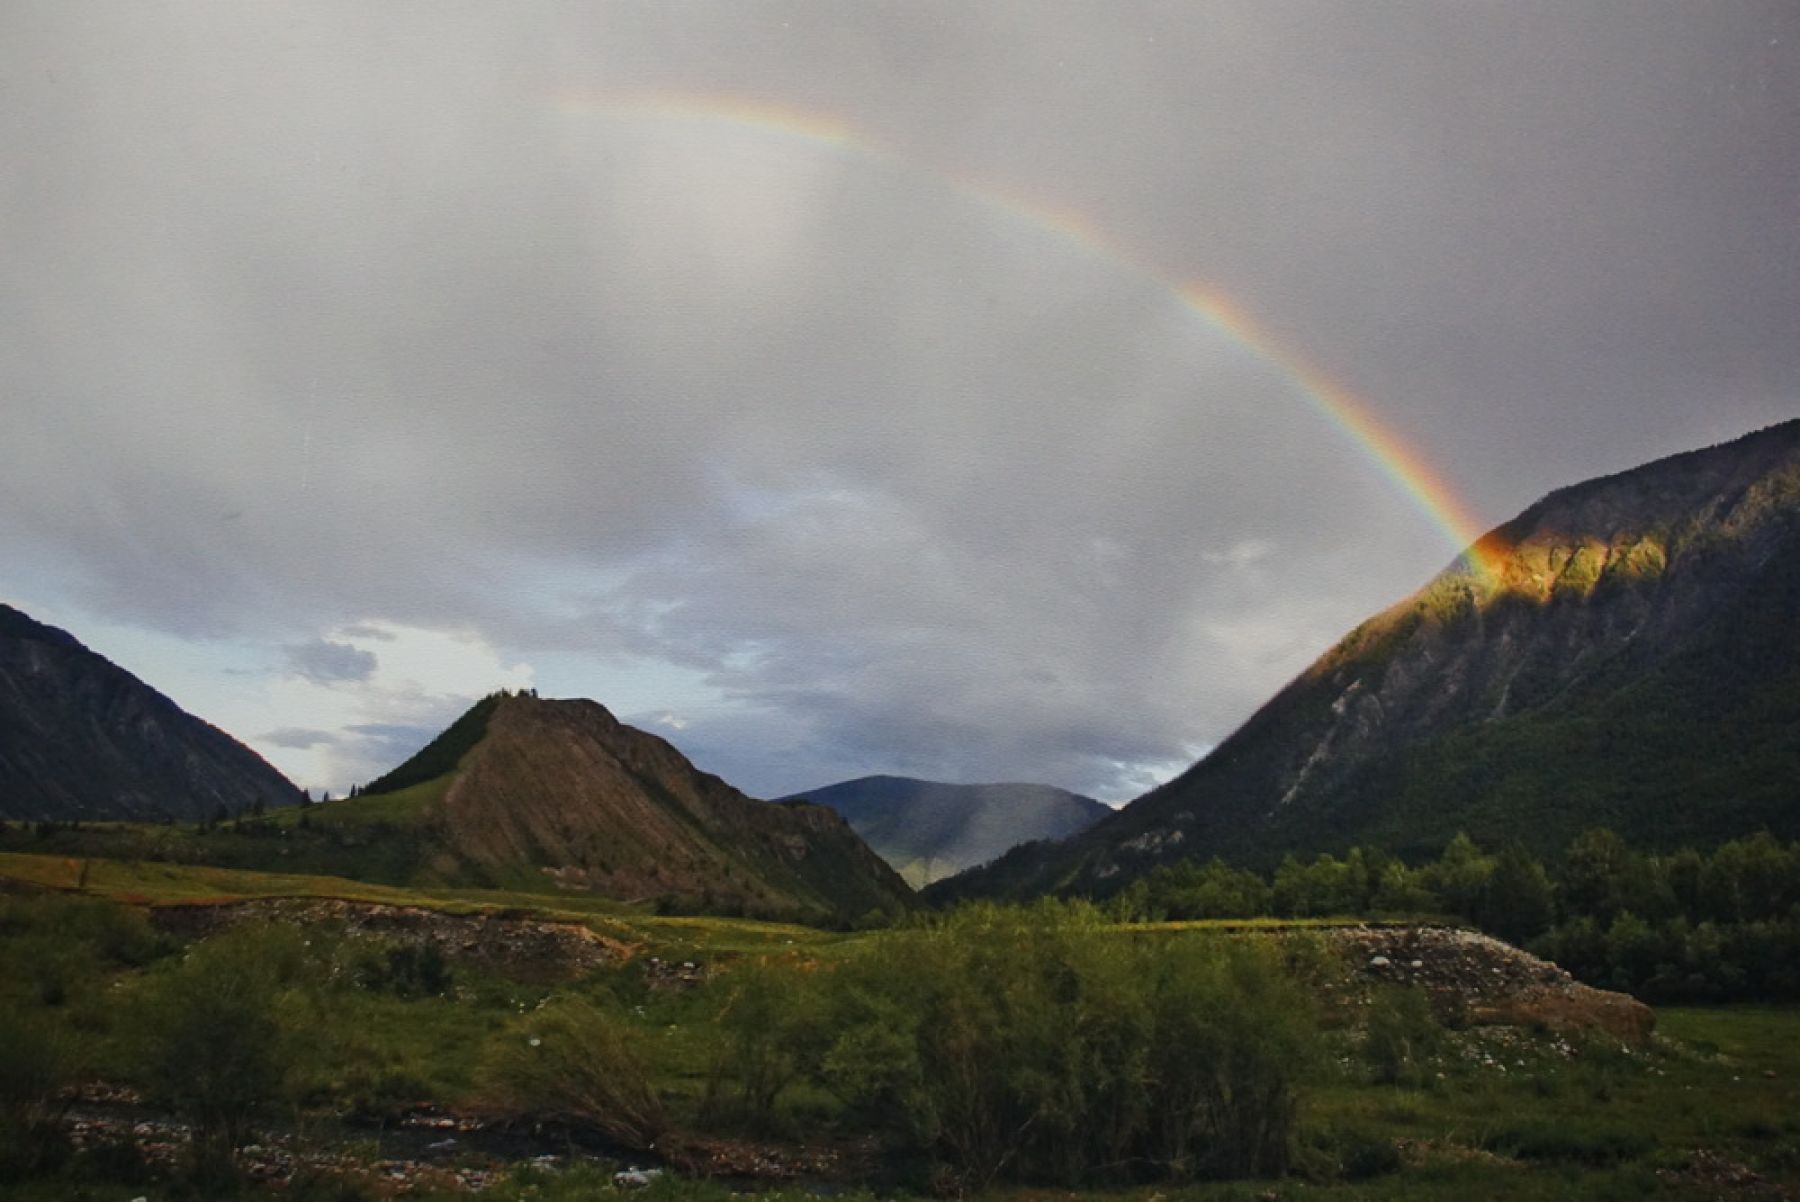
709 901 1320 1187
469 903 1322 1188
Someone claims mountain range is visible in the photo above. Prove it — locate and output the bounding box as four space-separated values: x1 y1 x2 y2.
6 420 1796 918
777 775 1110 885
934 419 1800 902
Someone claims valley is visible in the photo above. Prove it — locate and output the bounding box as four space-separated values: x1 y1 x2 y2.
2 423 1796 1201
3 849 1800 1201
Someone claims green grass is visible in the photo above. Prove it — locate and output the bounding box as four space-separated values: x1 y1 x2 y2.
1121 915 1401 933
0 851 866 962
0 851 444 907
267 774 450 828
7 855 1800 1201
1299 1005 1800 1197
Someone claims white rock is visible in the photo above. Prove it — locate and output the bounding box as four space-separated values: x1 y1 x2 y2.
615 1168 664 1189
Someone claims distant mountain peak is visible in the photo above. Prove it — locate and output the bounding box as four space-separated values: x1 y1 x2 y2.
779 775 1111 886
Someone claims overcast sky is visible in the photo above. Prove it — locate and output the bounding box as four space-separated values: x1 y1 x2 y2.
5 3 1797 801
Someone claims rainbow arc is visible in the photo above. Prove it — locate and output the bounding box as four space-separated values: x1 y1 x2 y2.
552 88 1499 580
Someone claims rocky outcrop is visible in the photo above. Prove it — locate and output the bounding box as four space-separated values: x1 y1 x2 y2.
1322 925 1655 1044
0 603 304 822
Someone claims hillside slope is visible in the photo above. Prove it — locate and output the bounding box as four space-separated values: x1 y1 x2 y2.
779 775 1109 885
339 693 914 922
938 420 1800 901
0 603 303 821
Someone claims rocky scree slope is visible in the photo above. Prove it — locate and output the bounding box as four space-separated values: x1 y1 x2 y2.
939 419 1800 901
0 603 303 821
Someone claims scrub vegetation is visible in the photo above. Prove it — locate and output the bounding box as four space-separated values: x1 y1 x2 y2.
1 869 1798 1202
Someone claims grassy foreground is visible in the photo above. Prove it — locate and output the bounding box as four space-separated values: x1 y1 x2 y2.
1 855 1797 1201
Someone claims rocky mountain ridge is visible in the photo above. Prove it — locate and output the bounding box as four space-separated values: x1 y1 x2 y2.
0 603 303 821
938 420 1800 900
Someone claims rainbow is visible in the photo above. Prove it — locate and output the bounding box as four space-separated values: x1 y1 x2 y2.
551 88 1499 580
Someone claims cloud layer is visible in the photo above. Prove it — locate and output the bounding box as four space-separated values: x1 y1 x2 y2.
3 3 1796 798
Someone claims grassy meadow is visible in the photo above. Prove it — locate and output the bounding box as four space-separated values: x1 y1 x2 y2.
0 851 1796 1201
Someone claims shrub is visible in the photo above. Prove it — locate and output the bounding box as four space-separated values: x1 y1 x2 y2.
129 927 298 1176
0 895 164 1008
704 955 824 1132
1301 1124 1402 1182
1360 985 1444 1086
347 940 453 998
476 996 665 1151
0 1004 75 1179
0 894 162 966
1481 1120 1655 1165
1150 936 1319 1180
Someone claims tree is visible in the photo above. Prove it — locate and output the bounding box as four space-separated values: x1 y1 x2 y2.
1370 861 1437 914
1561 828 1632 921
1421 832 1492 920
1478 844 1555 944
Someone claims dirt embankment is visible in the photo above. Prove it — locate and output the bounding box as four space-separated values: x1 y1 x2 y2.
148 897 632 982
1320 925 1655 1044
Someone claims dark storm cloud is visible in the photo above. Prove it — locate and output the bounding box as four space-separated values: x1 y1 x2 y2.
283 639 379 686
2 3 1795 799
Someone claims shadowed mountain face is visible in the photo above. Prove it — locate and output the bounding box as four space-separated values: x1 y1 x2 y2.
363 693 914 922
936 420 1800 902
779 775 1110 886
0 603 303 821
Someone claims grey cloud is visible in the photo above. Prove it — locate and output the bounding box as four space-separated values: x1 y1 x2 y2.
344 722 437 741
336 698 487 784
2 3 1795 801
283 639 378 686
261 728 339 750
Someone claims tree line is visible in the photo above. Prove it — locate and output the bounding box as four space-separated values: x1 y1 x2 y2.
1109 829 1800 1001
